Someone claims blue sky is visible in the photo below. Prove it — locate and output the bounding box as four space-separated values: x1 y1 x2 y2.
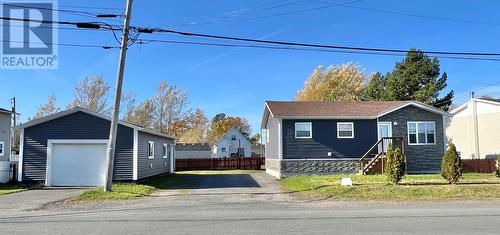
1 0 500 135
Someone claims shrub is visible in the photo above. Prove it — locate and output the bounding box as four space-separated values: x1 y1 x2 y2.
495 154 500 178
384 143 406 185
441 143 463 184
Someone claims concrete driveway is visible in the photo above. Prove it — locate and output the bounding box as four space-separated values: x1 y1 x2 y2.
0 188 85 212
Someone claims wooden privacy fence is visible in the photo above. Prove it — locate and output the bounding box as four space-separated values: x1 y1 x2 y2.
175 157 263 171
462 159 497 173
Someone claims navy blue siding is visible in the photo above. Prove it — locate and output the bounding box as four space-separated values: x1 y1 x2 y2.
22 112 134 181
282 119 378 159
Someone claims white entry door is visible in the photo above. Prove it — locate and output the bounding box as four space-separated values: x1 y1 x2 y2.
47 140 108 187
378 122 392 153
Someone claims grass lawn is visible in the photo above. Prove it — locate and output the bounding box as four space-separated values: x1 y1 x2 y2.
0 182 40 196
72 184 157 201
281 173 500 201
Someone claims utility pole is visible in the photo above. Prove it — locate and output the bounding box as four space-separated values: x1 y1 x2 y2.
104 0 134 192
10 97 16 126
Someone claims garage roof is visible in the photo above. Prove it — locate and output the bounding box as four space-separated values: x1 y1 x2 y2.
15 106 177 139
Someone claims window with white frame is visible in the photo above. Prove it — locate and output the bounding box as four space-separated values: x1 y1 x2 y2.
148 141 155 159
337 122 354 138
0 141 4 156
295 122 312 138
408 122 435 145
162 143 168 158
221 147 226 153
231 135 236 141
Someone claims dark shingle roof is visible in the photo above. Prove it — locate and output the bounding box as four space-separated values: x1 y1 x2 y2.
175 143 211 151
265 101 411 117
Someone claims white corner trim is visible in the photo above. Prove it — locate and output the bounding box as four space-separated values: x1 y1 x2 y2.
18 129 24 182
278 119 283 160
442 115 447 151
170 141 175 173
133 129 138 180
45 139 108 187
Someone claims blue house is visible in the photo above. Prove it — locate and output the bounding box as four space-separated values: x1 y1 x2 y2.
261 101 451 178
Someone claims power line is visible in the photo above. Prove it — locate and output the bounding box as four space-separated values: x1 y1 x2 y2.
0 39 118 49
149 27 500 57
137 38 500 62
2 3 123 19
311 0 500 27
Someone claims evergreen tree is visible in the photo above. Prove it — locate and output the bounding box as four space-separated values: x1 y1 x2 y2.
385 49 454 111
441 143 463 184
384 143 406 185
361 72 387 101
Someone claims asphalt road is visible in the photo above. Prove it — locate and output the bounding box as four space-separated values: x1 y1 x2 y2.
0 172 499 234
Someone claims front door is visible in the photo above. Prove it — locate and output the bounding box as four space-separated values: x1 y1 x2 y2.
378 122 392 153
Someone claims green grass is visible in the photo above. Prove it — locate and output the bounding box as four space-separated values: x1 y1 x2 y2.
281 173 500 201
0 182 40 196
72 184 157 201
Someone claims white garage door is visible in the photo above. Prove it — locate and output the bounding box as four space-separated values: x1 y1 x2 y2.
49 141 107 187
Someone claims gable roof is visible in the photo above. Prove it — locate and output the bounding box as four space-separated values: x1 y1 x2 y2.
450 98 500 114
175 143 211 151
15 106 177 139
212 126 252 147
261 100 451 128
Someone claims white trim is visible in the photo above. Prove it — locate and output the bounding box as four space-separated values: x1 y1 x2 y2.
278 119 283 160
442 115 447 151
162 143 168 159
14 106 177 140
337 122 354 139
133 129 138 180
377 102 452 118
0 141 4 157
407 121 436 145
45 139 108 187
280 115 376 120
18 129 24 182
170 142 175 173
294 122 312 139
450 98 500 114
147 141 155 159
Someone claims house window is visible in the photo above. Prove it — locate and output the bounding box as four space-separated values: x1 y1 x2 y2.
295 122 312 138
337 122 354 138
162 143 168 158
0 141 4 157
231 135 236 141
221 147 226 153
148 141 155 159
408 122 435 145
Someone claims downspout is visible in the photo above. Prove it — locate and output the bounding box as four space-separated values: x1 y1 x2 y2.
471 92 481 159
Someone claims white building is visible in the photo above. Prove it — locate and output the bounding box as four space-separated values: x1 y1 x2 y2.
175 143 212 159
211 127 252 158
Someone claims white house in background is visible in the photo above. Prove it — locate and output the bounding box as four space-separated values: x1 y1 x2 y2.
175 143 212 159
447 94 500 159
211 127 252 158
0 108 13 162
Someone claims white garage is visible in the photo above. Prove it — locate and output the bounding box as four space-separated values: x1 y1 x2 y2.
46 140 108 187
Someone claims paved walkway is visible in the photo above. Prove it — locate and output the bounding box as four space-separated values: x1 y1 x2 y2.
0 188 85 212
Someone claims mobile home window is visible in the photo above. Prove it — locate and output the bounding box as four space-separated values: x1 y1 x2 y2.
148 141 155 159
408 122 435 145
162 143 168 158
295 122 312 138
337 122 354 138
0 141 4 156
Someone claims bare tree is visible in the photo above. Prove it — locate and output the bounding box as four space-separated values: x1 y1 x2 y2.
153 80 188 134
29 94 60 120
124 99 155 128
67 75 111 114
